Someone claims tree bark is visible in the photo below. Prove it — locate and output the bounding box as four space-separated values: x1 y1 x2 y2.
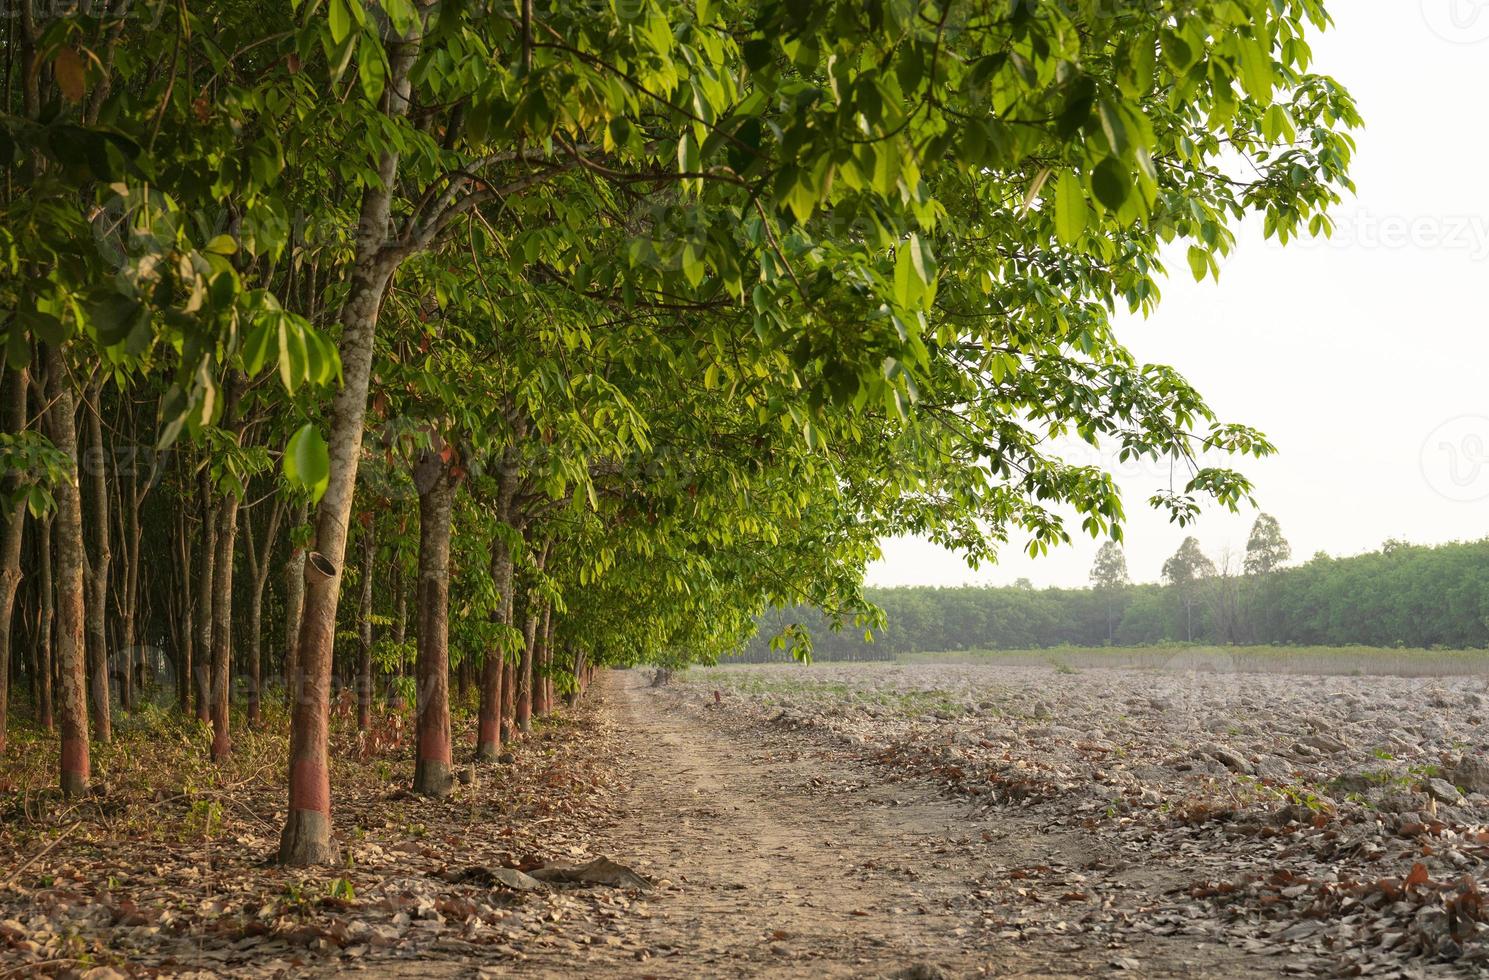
243 497 283 727
476 539 514 760
356 518 375 731
45 346 89 795
412 452 454 797
500 649 515 746
209 494 240 762
0 366 28 753
36 514 53 731
282 501 307 695
119 438 144 709
539 603 555 716
195 469 215 723
279 22 423 867
566 646 585 708
516 597 537 735
175 495 194 714
531 600 550 717
83 383 112 743
387 557 406 709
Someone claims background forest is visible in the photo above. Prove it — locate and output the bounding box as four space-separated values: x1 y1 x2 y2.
745 521 1489 658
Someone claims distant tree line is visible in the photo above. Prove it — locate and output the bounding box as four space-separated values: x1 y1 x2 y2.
742 518 1489 658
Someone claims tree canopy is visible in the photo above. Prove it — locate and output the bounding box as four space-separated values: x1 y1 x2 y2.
0 0 1358 863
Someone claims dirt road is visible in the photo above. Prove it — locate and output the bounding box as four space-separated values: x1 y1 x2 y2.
502 671 1277 978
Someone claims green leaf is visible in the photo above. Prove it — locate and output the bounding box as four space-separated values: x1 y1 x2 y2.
328 0 352 43
1053 171 1088 245
283 424 330 503
1097 101 1129 155
358 30 387 102
1187 245 1210 282
1234 36 1275 102
87 293 142 346
1090 157 1131 212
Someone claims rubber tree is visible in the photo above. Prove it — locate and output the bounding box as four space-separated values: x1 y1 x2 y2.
355 516 375 732
278 6 427 868
411 448 457 797
45 346 89 795
242 493 285 727
0 367 28 753
83 381 112 743
476 446 521 760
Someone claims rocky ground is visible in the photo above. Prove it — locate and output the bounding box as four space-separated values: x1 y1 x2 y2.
681 660 1489 977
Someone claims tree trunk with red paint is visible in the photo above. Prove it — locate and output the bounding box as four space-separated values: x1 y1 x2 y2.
412 452 454 797
278 20 423 866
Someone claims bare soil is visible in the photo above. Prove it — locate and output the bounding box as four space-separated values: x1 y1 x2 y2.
515 670 1278 979
4 663 1485 977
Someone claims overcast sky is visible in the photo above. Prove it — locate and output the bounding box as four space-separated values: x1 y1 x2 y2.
868 2 1489 589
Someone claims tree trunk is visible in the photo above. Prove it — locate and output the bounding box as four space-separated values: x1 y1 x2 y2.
539 595 556 708
175 499 194 714
566 646 585 708
517 593 539 735
195 470 215 723
36 515 53 731
542 604 555 715
282 501 307 695
45 347 89 795
210 494 240 762
278 22 423 865
387 558 406 709
245 571 265 727
500 652 515 745
0 366 28 753
412 453 454 797
120 447 143 708
244 497 283 728
356 518 374 731
476 536 515 760
83 384 112 743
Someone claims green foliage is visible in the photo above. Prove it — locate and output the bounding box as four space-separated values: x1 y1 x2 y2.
746 536 1489 657
0 0 1362 745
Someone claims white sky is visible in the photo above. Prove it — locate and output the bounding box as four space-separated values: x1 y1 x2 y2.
869 2 1489 589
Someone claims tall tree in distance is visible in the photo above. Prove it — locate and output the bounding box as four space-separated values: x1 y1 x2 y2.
1163 537 1216 643
1244 514 1293 640
1090 541 1130 643
1245 514 1293 575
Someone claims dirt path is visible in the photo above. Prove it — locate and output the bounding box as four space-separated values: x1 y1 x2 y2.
340 670 1296 978
498 671 1282 979
571 672 1003 977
